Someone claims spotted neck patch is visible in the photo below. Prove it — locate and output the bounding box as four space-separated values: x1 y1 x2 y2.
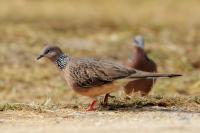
55 54 69 70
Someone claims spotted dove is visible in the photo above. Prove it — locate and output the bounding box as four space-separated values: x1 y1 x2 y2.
124 36 157 95
37 45 181 111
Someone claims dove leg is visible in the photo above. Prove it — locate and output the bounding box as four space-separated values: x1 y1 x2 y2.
86 99 97 111
103 93 116 106
103 93 109 106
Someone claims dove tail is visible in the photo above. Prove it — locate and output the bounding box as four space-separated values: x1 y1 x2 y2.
129 73 182 79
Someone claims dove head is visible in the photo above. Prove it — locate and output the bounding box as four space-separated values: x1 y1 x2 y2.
37 45 64 61
133 35 144 49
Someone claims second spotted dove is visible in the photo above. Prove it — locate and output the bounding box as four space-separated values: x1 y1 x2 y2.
37 45 181 111
124 36 157 95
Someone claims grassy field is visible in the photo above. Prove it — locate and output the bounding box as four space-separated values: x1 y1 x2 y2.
0 0 200 132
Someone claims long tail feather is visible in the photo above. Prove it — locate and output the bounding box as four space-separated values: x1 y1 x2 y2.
129 71 182 79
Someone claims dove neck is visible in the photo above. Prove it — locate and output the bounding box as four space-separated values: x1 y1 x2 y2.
54 54 69 70
129 47 146 69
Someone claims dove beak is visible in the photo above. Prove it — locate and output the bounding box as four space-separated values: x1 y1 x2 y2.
37 54 44 60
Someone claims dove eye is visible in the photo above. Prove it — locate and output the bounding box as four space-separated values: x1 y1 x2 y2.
44 49 50 54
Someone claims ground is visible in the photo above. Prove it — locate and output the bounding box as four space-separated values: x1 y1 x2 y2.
0 0 200 132
0 109 200 133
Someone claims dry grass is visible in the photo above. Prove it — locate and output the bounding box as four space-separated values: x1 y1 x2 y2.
0 95 199 113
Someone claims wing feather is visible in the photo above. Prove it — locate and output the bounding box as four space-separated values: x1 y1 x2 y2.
68 58 135 88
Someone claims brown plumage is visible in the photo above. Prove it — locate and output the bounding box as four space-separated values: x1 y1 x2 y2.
124 36 157 95
37 45 181 111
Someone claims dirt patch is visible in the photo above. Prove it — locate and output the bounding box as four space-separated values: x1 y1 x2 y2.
0 108 200 133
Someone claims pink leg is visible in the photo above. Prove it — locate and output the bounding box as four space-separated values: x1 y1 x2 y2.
86 99 97 111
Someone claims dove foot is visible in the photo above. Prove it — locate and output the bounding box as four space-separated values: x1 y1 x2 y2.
103 93 116 107
85 100 97 111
